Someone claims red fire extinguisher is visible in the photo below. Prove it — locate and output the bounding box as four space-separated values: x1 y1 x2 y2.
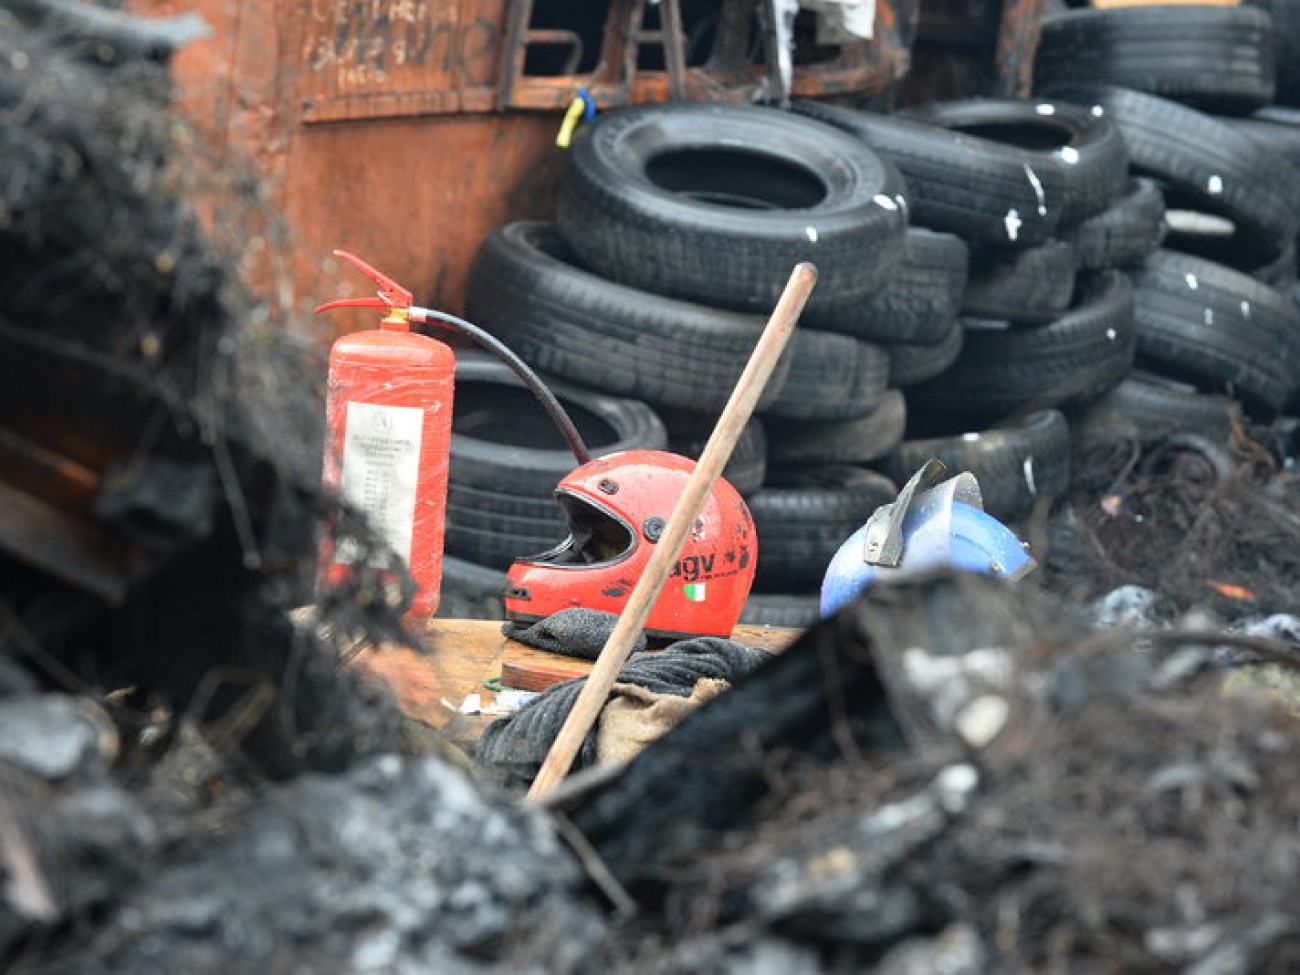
315 250 455 621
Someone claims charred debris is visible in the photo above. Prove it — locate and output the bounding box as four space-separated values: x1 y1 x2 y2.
5 7 1300 975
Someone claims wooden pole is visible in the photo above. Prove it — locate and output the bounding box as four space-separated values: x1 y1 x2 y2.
525 262 818 801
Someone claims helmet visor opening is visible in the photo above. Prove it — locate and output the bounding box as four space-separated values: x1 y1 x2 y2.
528 492 635 566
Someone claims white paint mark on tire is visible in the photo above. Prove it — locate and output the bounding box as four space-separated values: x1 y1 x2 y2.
1004 208 1022 241
1023 163 1048 216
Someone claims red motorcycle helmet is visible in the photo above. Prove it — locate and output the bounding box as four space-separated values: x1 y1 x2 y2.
504 450 757 640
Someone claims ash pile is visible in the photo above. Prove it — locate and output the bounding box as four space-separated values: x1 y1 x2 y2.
5 6 1300 975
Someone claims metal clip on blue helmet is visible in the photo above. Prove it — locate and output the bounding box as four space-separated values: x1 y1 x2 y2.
819 458 1036 618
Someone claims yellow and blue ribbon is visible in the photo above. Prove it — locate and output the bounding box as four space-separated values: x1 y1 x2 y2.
556 87 597 149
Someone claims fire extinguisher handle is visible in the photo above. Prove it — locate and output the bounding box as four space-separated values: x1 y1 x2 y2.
330 249 414 310
313 296 391 314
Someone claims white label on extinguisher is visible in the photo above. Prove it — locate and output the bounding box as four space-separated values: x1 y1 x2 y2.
337 401 423 567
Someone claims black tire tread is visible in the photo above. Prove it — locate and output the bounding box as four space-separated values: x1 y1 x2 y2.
1034 5 1276 113
880 409 1072 521
907 271 1136 424
901 97 1129 226
963 239 1080 316
1129 250 1300 413
889 316 964 387
748 465 898 589
793 99 1069 247
1042 84 1300 251
465 221 792 412
767 389 907 465
436 556 509 620
557 102 908 315
664 413 768 497
759 329 891 421
802 228 969 344
1071 370 1242 447
1064 177 1166 270
740 593 821 627
450 354 667 493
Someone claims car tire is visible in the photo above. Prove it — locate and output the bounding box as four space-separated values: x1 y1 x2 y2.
557 102 909 316
1221 113 1300 171
1042 84 1300 252
1129 250 1300 414
802 228 969 344
889 315 964 388
907 271 1136 425
1034 5 1277 114
436 556 509 620
766 389 907 466
1161 183 1296 289
465 221 794 413
747 465 898 590
661 411 768 497
900 97 1129 226
1070 369 1243 449
963 239 1080 318
793 99 1070 247
739 593 821 628
759 328 891 421
1063 177 1166 271
879 409 1072 521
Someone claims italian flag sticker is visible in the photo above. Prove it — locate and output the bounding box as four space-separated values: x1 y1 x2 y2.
683 583 706 602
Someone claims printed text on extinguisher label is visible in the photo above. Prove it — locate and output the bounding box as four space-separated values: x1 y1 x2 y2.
337 401 424 567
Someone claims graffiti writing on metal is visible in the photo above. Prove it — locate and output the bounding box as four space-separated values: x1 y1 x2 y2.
301 2 499 92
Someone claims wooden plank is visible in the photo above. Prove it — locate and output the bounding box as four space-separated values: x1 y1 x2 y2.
501 658 588 691
347 618 801 745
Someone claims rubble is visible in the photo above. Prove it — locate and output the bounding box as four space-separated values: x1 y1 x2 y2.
1046 421 1300 620
41 756 608 975
562 573 1300 972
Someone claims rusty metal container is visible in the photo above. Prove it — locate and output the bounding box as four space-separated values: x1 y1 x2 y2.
129 0 951 334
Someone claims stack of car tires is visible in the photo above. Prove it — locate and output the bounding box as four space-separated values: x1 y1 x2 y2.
1030 3 1300 453
460 103 924 627
444 25 1300 624
789 95 1147 547
466 98 1130 624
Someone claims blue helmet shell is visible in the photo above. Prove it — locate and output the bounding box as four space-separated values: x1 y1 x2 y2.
819 476 1034 618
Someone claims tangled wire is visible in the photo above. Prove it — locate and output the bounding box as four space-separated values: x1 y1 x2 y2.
1043 421 1300 620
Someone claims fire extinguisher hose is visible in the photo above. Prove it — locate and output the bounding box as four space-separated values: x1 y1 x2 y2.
412 306 592 467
